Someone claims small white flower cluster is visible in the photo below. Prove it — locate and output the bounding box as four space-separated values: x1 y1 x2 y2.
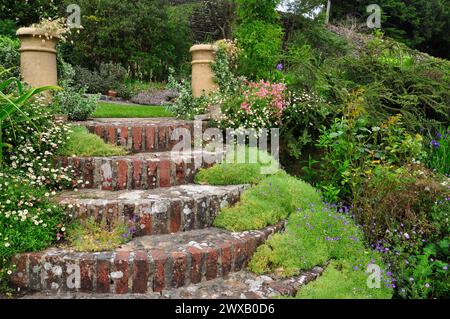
3 102 84 191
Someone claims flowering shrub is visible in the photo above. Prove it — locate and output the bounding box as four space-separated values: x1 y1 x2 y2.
281 90 335 158
353 164 449 298
218 80 288 133
3 99 79 190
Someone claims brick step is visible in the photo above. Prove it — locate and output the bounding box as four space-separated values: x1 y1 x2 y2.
11 222 285 294
58 151 222 191
81 118 196 153
56 185 247 237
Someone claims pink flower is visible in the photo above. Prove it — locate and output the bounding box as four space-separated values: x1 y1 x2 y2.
241 102 250 112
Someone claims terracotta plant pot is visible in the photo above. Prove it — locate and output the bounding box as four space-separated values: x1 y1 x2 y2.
107 90 118 98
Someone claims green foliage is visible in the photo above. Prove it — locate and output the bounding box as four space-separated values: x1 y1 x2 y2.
60 126 128 157
190 0 236 42
235 0 283 80
0 75 61 168
93 103 173 118
316 101 427 199
214 172 322 231
425 127 449 175
330 0 450 59
73 62 129 97
0 172 67 288
166 68 209 119
0 36 20 79
296 260 393 299
53 85 99 121
66 217 130 252
0 19 16 37
249 202 392 299
0 0 63 28
195 147 279 185
353 164 449 299
64 0 191 81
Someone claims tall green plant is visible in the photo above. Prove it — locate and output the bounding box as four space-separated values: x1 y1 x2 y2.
0 73 59 168
235 0 283 80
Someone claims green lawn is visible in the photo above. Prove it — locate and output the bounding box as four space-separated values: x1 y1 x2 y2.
93 102 174 118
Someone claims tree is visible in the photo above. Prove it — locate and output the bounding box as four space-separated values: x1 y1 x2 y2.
329 0 450 59
190 0 237 42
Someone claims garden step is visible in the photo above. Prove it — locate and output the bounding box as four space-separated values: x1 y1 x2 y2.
56 184 247 236
80 118 200 153
10 222 285 294
58 150 223 190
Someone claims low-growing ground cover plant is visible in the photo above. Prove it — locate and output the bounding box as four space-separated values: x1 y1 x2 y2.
61 126 128 157
66 217 133 252
214 172 322 231
195 146 279 185
249 203 393 299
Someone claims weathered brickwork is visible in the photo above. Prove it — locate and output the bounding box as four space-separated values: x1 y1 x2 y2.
83 118 195 153
11 222 285 294
57 151 221 190
56 185 247 236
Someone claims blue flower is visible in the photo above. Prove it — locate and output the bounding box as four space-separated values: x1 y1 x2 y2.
276 63 283 71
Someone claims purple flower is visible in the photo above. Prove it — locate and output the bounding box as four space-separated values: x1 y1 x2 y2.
409 277 414 282
425 283 430 288
276 63 283 71
443 266 448 271
431 140 440 149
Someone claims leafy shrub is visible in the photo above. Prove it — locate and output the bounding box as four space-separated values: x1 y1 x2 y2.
212 40 242 95
0 172 67 288
53 85 99 121
66 217 132 252
61 126 128 157
214 172 321 231
0 19 16 37
63 0 190 81
316 97 426 201
352 164 449 298
234 0 283 80
73 62 130 97
281 90 336 158
0 36 20 79
166 69 209 119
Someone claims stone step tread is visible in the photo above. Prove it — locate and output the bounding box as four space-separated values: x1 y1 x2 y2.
61 150 217 160
56 184 246 203
11 222 285 294
55 184 247 237
79 118 194 127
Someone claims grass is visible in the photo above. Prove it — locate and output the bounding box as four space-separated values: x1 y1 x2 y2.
66 218 131 252
61 126 128 157
93 102 174 118
213 172 322 231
